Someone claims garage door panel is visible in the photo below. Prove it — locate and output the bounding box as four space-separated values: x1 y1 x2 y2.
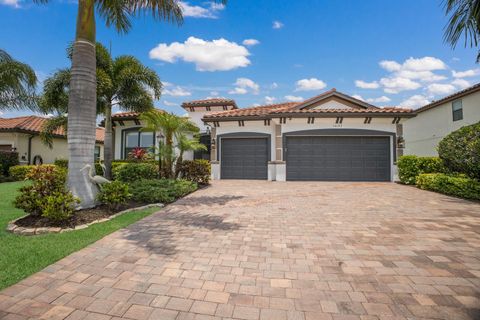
286 136 390 181
221 138 268 180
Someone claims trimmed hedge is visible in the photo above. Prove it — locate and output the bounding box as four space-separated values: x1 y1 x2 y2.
113 162 158 183
438 122 480 180
0 151 19 176
397 155 444 185
54 158 69 168
9 165 36 181
129 179 197 204
416 173 480 201
179 160 211 185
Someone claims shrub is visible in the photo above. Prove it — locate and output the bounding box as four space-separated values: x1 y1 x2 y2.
14 165 68 218
9 165 35 181
42 191 80 221
416 173 480 201
397 155 444 185
97 181 131 211
129 179 197 204
179 160 211 185
438 122 480 180
0 151 19 176
114 162 158 183
54 158 69 168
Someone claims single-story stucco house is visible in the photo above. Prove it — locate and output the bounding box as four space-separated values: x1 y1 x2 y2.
404 82 480 156
0 115 104 165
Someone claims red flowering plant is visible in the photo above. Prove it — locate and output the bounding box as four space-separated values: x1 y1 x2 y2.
127 147 150 161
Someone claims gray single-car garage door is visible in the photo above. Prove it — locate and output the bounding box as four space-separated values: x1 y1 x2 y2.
286 136 390 181
221 138 268 179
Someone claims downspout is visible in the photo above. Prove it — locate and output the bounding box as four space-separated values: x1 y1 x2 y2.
27 135 34 165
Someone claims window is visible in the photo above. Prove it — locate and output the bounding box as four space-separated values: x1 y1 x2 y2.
194 134 211 160
94 146 101 161
452 100 463 121
123 129 155 158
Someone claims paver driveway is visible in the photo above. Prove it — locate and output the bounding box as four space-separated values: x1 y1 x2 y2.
1 181 480 320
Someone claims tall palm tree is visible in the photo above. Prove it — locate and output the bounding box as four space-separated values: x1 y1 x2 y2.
33 0 186 208
444 0 480 61
0 49 37 110
140 111 199 178
39 43 162 179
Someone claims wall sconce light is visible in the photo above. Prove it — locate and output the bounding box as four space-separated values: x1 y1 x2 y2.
397 137 405 148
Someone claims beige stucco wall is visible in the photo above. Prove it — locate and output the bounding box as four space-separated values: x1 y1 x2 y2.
0 132 103 164
404 90 480 156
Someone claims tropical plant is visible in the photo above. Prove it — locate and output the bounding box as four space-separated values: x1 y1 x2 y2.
140 111 200 178
33 0 188 208
0 49 37 110
175 134 207 178
444 0 480 61
96 181 131 211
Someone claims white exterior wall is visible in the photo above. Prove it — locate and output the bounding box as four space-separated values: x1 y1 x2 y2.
0 132 103 164
404 90 480 156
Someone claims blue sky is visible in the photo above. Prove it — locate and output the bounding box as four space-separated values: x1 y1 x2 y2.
1 0 480 118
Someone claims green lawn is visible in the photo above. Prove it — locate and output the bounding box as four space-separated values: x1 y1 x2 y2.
0 181 159 290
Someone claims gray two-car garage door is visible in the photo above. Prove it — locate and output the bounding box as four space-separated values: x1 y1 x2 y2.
286 136 391 181
221 138 268 179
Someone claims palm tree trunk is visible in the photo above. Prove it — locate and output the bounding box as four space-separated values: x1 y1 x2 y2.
104 103 113 179
67 0 97 208
175 150 184 179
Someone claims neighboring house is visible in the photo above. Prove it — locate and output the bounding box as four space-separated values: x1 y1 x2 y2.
202 89 414 182
0 115 104 165
404 83 480 156
110 99 237 161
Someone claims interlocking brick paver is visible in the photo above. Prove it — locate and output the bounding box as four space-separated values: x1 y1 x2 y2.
1 181 479 319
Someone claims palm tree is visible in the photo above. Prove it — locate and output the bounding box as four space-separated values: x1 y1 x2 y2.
33 0 187 208
444 0 480 61
39 43 162 179
175 134 207 178
0 49 37 110
140 111 199 178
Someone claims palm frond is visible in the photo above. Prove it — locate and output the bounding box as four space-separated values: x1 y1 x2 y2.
40 115 68 148
444 0 480 49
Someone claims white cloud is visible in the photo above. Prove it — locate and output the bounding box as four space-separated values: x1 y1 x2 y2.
295 78 327 91
264 96 276 104
229 77 259 95
210 91 219 96
162 100 177 107
149 37 251 72
355 80 379 89
163 86 191 97
427 83 456 96
380 77 421 94
270 82 278 89
179 1 225 18
352 95 390 104
0 0 20 7
379 60 401 72
394 70 446 82
272 21 284 29
352 95 364 101
242 39 260 46
452 68 480 78
451 78 471 89
284 95 304 102
400 95 430 109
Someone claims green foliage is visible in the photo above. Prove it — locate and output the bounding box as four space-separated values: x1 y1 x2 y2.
129 179 197 204
416 173 480 201
179 160 211 185
97 181 131 211
13 165 68 217
0 151 19 176
397 155 444 185
114 162 158 183
42 191 80 221
54 158 69 168
438 122 480 180
9 165 34 181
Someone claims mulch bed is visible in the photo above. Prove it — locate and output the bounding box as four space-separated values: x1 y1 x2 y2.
15 201 147 229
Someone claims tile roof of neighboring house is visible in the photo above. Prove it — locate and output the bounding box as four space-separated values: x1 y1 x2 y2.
182 98 238 109
0 115 105 143
203 90 413 121
111 108 165 120
415 82 480 113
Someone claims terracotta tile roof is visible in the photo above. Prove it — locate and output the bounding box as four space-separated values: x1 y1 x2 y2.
182 98 238 109
271 106 413 114
111 108 165 120
205 102 299 119
0 115 105 143
415 82 480 113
